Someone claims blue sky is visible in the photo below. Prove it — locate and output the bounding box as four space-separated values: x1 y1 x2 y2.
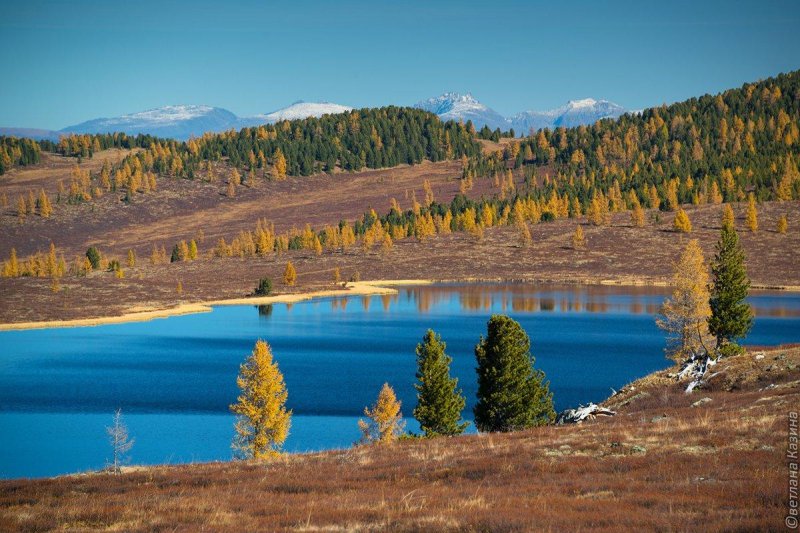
1 0 798 129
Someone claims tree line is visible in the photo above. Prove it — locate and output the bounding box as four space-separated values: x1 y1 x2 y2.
230 315 554 459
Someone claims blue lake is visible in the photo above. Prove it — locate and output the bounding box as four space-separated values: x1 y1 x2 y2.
1 283 798 479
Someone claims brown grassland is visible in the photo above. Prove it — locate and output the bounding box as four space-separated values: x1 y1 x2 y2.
0 345 797 532
0 149 798 326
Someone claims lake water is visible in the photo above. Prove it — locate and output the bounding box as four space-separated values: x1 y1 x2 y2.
1 283 798 479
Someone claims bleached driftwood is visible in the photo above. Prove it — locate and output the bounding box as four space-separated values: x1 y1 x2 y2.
678 352 717 393
555 403 616 425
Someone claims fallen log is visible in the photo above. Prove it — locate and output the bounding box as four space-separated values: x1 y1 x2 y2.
555 403 616 425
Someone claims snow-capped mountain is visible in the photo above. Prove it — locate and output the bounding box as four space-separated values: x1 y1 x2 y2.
252 101 353 123
417 93 627 135
415 93 508 131
54 102 354 140
3 95 628 141
60 105 239 139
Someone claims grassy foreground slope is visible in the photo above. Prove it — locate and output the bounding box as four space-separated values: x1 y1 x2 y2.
1 345 796 531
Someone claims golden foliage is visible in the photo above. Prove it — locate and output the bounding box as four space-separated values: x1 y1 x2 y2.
673 208 692 233
230 340 292 460
656 239 712 361
358 383 404 445
283 261 297 286
777 214 788 234
745 193 758 231
572 225 585 249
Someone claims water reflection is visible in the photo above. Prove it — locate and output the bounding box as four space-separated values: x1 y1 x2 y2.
270 283 800 318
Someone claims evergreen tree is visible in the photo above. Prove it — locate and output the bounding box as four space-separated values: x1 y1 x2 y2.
230 340 292 459
474 315 554 432
708 224 753 350
86 246 101 270
412 330 467 437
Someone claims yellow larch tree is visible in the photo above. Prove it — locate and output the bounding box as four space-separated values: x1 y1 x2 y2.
283 261 297 286
656 239 712 362
777 214 788 234
721 204 735 229
673 208 692 233
273 148 287 180
127 249 136 268
37 189 52 218
572 225 586 249
745 193 758 231
358 383 404 445
230 340 292 460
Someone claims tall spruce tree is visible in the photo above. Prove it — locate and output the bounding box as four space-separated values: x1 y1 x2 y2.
474 315 554 432
708 223 753 350
413 330 468 437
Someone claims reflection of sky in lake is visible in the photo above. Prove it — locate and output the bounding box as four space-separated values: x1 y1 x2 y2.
1 283 798 478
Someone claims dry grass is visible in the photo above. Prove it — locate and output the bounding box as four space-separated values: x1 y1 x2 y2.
1 346 797 532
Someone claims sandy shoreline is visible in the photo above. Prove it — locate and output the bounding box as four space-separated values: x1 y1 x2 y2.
0 280 430 332
1 277 797 332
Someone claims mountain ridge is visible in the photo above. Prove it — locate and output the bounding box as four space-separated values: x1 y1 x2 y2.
0 94 628 141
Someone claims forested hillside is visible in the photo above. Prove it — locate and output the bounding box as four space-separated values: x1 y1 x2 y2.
468 70 800 212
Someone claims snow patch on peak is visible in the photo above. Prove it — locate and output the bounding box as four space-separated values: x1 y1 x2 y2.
566 98 599 109
257 101 353 122
117 105 217 124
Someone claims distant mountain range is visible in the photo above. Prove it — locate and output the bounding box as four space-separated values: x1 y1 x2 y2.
0 94 628 141
414 92 628 134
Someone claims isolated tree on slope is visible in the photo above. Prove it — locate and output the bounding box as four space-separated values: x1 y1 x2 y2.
359 383 404 444
413 330 467 437
230 340 292 460
708 223 753 351
656 239 711 362
106 409 134 475
474 315 554 432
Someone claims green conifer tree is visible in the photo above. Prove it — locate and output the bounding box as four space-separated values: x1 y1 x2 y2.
708 224 753 351
474 315 554 432
413 330 468 437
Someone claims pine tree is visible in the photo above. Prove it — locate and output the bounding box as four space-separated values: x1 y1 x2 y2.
412 330 467 437
283 261 297 286
474 315 554 432
708 224 753 350
745 193 758 231
656 239 712 361
673 208 692 233
230 340 292 459
86 246 101 270
572 225 585 249
359 383 404 445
